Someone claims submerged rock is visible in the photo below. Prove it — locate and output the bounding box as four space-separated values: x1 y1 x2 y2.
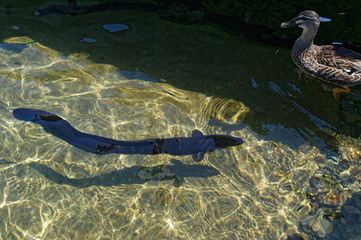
301 209 333 237
312 213 333 237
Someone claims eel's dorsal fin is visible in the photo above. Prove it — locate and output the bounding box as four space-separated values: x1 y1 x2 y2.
192 130 204 137
192 152 205 162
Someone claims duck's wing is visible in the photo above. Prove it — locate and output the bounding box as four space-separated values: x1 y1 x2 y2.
317 45 361 72
300 45 361 85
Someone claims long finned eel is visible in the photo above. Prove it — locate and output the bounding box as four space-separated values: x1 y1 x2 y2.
13 108 243 162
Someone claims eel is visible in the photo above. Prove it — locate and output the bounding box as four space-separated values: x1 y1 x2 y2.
13 108 243 161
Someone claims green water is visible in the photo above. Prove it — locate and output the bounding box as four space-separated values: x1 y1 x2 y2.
0 2 361 240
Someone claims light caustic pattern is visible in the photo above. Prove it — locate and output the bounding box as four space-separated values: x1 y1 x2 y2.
0 37 359 240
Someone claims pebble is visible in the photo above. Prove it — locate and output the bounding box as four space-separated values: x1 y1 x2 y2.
356 197 361 209
312 216 333 237
102 24 129 32
324 192 343 206
349 166 361 180
344 205 361 215
300 214 316 227
311 210 333 237
80 37 97 43
301 209 334 237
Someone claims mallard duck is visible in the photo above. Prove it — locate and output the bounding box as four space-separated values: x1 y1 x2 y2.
281 10 361 96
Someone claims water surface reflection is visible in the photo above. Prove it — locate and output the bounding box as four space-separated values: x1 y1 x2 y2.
0 7 360 238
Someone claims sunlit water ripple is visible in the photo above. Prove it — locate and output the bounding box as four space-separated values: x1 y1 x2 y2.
0 31 360 240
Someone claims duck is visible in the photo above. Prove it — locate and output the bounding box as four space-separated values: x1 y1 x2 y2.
280 10 361 98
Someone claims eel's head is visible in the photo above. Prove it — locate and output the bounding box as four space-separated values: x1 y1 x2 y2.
209 135 243 148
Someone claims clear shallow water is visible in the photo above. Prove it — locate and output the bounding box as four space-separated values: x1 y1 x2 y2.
0 6 361 240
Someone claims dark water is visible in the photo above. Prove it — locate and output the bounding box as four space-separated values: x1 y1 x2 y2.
0 1 361 239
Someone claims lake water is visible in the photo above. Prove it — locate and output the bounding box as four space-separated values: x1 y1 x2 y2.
0 4 361 240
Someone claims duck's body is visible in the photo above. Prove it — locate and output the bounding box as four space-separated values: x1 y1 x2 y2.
281 10 361 86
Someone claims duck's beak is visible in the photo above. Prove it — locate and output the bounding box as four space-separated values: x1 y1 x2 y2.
280 20 296 28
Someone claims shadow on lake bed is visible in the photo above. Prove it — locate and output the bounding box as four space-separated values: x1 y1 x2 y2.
27 159 220 188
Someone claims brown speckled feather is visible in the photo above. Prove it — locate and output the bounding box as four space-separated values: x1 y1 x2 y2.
317 45 361 70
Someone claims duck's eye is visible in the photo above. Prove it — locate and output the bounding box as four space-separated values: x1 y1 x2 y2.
298 17 309 21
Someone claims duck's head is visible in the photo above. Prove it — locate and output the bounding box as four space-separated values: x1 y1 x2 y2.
281 10 320 30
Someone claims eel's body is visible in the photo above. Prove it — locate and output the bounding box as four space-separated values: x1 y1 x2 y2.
13 108 243 161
